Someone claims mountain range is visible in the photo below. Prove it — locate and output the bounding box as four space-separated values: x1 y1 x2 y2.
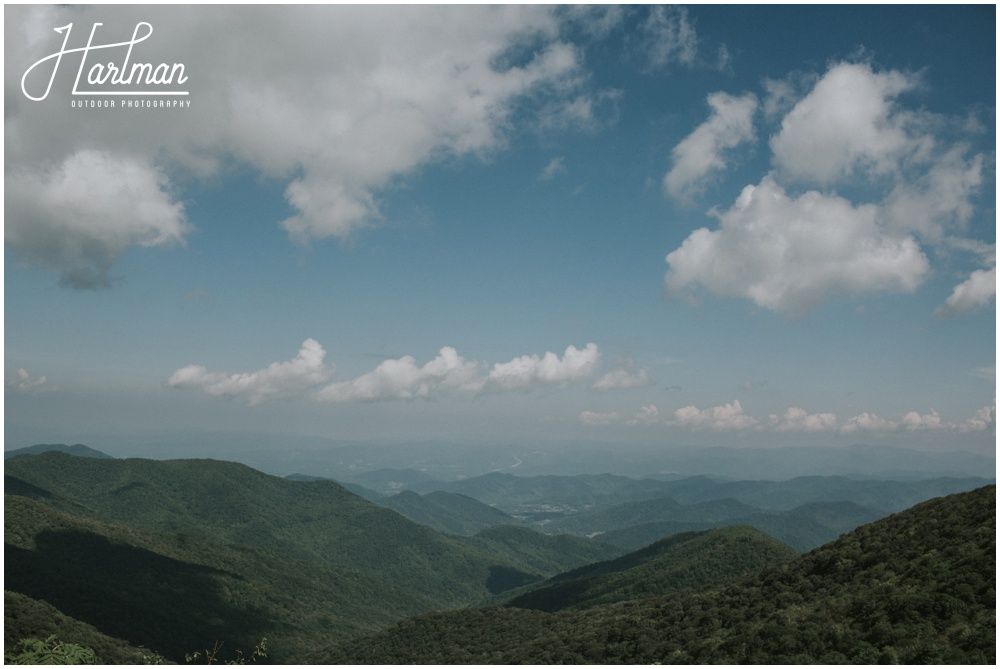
3 445 995 664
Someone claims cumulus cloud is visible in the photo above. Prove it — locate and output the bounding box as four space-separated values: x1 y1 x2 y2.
664 91 758 200
839 412 897 434
592 359 653 391
664 176 929 315
883 149 984 242
672 399 758 431
317 347 482 402
6 5 595 281
770 62 920 184
664 60 988 316
627 404 660 426
5 150 188 288
768 407 838 432
937 264 996 317
170 340 602 403
579 410 621 426
485 343 600 392
167 339 335 405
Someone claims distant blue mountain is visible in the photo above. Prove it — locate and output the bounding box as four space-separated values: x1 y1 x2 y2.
4 443 114 460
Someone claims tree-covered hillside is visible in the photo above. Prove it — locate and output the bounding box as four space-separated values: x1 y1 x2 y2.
505 525 798 612
4 452 535 606
314 486 996 664
5 495 435 662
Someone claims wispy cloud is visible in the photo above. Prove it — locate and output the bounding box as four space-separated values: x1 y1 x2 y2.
539 156 566 181
8 368 51 393
636 6 698 70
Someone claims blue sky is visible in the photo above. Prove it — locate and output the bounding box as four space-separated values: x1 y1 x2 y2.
5 5 996 456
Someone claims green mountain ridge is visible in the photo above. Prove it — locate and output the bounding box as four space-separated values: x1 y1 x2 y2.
4 494 435 662
380 489 529 536
505 525 799 612
5 444 114 460
3 453 533 606
5 449 993 664
313 485 996 664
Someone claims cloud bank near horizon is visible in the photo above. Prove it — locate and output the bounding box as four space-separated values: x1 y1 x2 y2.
168 339 614 404
578 399 996 436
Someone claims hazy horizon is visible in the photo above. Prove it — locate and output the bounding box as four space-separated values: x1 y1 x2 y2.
5 6 995 462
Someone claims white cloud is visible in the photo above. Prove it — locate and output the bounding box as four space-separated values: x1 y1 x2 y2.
901 409 947 431
317 347 482 403
840 412 898 434
6 6 595 280
592 359 653 391
170 340 602 403
579 410 621 426
672 399 758 431
936 264 996 317
627 404 660 426
663 60 989 317
664 91 758 200
883 148 984 242
770 62 920 184
573 399 995 436
167 339 335 405
539 156 566 181
768 407 838 432
637 6 698 69
5 149 189 288
664 176 929 315
486 343 600 391
958 404 995 433
8 368 50 393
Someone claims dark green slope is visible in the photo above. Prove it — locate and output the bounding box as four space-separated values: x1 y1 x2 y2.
314 486 995 664
5 495 436 662
5 591 158 665
506 525 798 612
5 443 114 460
3 452 533 605
380 490 528 536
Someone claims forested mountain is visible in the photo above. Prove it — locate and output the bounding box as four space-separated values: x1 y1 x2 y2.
505 526 798 612
5 450 993 664
378 490 529 536
4 495 435 662
5 591 155 665
409 471 681 517
4 453 536 606
314 486 995 664
457 525 623 582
